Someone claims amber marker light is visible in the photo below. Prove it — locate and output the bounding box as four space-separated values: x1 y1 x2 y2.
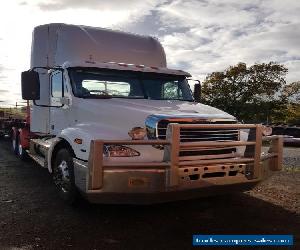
128 127 147 140
74 138 83 144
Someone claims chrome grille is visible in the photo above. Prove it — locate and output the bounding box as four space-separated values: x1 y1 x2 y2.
157 119 239 159
157 120 239 142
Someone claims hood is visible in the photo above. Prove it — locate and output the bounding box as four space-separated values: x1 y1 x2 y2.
78 98 234 117
71 98 235 139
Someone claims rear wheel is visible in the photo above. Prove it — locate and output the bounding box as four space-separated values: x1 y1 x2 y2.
52 148 79 204
17 134 28 160
11 130 18 155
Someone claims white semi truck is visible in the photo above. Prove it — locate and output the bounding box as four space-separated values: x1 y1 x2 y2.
15 23 283 204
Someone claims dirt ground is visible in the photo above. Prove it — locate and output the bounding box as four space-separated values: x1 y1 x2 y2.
0 138 299 250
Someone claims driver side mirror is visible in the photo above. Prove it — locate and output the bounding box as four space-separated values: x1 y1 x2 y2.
21 70 40 100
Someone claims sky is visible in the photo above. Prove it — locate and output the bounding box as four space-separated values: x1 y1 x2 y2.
0 0 300 107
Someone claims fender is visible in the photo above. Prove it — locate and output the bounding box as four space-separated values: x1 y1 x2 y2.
47 129 91 173
57 123 128 161
46 137 63 173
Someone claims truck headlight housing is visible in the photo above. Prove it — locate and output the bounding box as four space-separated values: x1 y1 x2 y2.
104 145 140 157
128 127 147 140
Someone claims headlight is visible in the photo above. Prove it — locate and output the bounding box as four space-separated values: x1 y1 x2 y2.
262 125 272 136
104 145 140 157
128 127 147 140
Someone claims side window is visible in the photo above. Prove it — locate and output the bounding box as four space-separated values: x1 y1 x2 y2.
163 81 182 99
51 71 63 98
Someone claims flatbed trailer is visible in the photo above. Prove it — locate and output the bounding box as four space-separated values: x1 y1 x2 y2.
0 110 27 138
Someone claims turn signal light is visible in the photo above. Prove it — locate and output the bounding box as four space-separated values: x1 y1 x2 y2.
74 138 83 144
128 127 147 140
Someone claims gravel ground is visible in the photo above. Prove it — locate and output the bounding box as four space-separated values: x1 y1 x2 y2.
0 139 299 250
248 146 300 215
282 147 300 169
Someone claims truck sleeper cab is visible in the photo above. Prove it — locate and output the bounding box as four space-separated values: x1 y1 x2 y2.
15 23 283 204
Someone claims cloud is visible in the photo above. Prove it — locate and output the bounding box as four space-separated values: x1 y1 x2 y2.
0 63 19 106
158 0 262 30
18 1 27 5
18 0 300 82
21 0 168 32
0 65 6 80
152 0 300 82
0 0 299 108
119 8 190 38
0 64 12 81
285 60 300 83
32 0 164 12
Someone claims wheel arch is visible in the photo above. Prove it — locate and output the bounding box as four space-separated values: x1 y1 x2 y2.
48 137 75 173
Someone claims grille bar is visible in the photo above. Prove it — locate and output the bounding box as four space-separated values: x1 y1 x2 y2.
157 119 239 159
157 120 239 142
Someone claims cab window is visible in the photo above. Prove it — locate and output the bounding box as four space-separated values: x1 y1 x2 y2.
51 71 63 98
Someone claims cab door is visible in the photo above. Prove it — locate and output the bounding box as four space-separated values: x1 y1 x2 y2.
49 70 66 135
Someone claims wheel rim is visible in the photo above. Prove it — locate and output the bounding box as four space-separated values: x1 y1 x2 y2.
18 141 23 156
54 160 71 193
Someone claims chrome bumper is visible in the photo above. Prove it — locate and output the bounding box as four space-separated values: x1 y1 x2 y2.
73 124 283 204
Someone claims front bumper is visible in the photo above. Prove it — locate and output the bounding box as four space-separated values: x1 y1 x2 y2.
73 124 283 204
74 157 276 204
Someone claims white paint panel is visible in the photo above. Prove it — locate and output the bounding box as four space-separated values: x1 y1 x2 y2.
31 23 167 68
55 24 166 67
29 70 50 134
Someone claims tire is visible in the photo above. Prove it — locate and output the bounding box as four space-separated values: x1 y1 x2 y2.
17 134 28 160
52 148 79 204
11 130 18 155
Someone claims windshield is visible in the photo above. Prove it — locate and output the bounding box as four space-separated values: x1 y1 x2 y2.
68 68 194 101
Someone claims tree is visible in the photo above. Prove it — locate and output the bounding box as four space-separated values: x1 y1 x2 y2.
201 62 288 122
280 81 300 124
281 81 300 102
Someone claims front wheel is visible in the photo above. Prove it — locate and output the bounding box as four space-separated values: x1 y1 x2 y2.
52 148 79 204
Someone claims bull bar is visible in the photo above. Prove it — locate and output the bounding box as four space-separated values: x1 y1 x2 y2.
80 124 283 203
